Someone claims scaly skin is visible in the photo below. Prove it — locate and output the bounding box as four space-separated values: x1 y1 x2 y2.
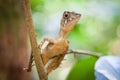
26 11 81 74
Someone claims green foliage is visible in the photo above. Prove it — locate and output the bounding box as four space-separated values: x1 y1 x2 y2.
68 24 90 49
30 0 120 80
67 57 98 80
30 0 44 12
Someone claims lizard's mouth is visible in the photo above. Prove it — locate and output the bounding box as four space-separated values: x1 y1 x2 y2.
68 13 81 24
64 13 81 28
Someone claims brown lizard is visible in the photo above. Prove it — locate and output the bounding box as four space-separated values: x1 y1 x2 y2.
26 11 81 74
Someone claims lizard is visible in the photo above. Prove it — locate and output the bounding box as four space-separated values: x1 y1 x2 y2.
26 11 81 74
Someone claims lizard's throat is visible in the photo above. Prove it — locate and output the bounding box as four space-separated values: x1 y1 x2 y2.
58 28 69 39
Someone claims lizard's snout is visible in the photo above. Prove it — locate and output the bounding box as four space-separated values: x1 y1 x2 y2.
76 13 81 17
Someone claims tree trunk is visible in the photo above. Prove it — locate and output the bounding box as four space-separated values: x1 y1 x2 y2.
0 0 32 80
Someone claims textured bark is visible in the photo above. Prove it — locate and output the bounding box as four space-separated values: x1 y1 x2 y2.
0 0 32 80
23 0 48 80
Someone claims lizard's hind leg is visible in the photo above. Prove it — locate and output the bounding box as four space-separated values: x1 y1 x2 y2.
27 53 34 72
24 52 34 72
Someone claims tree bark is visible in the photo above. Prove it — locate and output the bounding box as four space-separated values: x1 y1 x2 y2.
0 0 32 80
23 0 48 80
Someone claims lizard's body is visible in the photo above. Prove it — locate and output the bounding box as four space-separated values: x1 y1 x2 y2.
41 38 68 65
27 11 81 74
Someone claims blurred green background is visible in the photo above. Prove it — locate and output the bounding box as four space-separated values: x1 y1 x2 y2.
30 0 120 80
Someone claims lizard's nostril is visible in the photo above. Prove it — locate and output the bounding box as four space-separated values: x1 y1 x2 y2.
75 13 81 17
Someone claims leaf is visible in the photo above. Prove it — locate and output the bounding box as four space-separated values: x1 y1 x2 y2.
30 0 44 12
67 57 98 80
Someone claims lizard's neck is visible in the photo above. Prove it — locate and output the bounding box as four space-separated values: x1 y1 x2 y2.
56 27 69 40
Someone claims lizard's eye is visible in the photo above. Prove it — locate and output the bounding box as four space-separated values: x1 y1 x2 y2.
63 13 70 19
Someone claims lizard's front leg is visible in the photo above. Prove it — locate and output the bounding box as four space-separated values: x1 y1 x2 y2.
40 38 55 65
24 38 54 72
40 38 54 54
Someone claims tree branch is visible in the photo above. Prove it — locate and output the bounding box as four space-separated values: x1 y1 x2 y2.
68 49 103 58
22 0 47 80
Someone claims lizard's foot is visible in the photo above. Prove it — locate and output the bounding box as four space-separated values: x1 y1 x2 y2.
23 67 31 72
40 38 54 53
44 38 54 44
40 38 54 47
23 64 35 72
38 44 41 49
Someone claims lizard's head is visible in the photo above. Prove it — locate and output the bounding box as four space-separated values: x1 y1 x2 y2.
60 11 81 32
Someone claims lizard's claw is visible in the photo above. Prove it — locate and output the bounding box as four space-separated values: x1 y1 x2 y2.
40 38 54 53
44 38 54 44
23 64 35 72
38 44 41 49
23 67 31 72
40 38 54 46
